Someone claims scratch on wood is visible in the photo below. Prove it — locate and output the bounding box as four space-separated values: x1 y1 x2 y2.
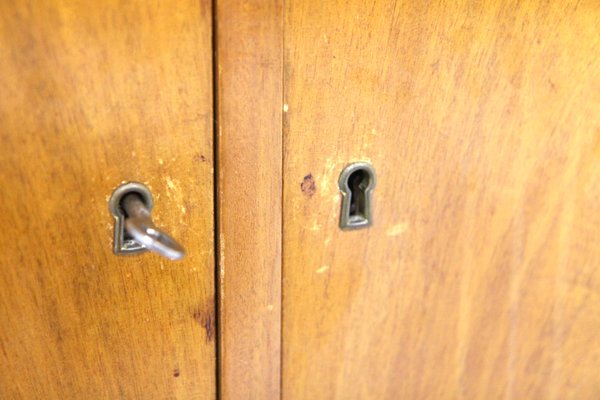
316 265 329 274
166 177 178 191
386 222 408 236
219 232 225 302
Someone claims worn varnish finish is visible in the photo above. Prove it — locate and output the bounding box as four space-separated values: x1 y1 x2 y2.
0 1 215 398
215 0 283 398
282 1 600 398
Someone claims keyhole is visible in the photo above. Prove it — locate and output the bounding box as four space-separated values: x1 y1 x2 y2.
108 182 154 255
348 169 368 219
338 162 376 229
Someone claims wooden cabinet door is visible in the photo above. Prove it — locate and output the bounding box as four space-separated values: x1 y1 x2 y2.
0 1 215 398
282 1 600 399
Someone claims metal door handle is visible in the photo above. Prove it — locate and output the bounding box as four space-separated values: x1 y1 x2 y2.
109 182 186 260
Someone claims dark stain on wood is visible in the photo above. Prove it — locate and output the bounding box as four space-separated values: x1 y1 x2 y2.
193 309 214 343
301 174 316 197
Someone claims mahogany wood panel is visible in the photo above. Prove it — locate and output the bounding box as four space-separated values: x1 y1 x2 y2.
0 1 215 398
215 0 282 398
282 0 600 398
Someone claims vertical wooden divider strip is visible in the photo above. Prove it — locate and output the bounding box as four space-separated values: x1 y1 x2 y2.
215 0 283 398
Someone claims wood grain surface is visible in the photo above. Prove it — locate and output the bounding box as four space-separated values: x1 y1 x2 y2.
0 1 216 398
215 0 283 398
282 0 600 398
